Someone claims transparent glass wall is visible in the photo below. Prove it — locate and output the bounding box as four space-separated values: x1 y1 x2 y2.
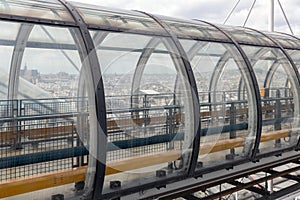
180 38 257 168
242 45 300 152
0 21 19 101
0 21 94 199
90 30 196 193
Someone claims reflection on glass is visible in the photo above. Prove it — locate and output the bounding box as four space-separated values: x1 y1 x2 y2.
0 0 74 22
0 22 90 199
158 15 228 41
242 45 300 153
221 25 275 46
181 39 257 168
90 30 195 193
74 2 162 32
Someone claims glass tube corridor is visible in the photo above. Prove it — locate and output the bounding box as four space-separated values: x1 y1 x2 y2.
1 1 300 199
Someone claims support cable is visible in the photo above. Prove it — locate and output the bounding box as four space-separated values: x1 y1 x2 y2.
223 0 241 24
243 0 256 27
41 26 79 72
277 0 294 35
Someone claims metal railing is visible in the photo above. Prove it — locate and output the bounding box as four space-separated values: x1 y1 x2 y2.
0 88 295 183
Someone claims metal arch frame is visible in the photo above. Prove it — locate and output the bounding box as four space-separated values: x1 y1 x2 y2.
245 27 300 148
7 23 85 101
271 32 300 96
275 32 300 109
130 37 161 115
7 23 34 100
246 29 300 95
130 37 191 125
209 31 269 156
57 1 107 199
130 39 207 118
237 47 275 100
208 46 251 109
131 36 189 119
207 44 261 118
1 0 108 198
208 51 231 107
136 11 201 177
173 42 208 104
263 61 280 88
195 19 262 159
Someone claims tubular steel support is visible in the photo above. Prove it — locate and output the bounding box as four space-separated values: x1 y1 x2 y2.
57 1 107 199
195 20 262 160
8 23 33 100
263 61 280 88
208 46 250 107
247 27 300 149
131 37 194 122
237 47 284 102
173 42 208 111
137 11 201 177
130 37 161 118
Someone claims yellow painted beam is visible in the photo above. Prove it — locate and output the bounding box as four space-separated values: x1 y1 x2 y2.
0 129 296 198
106 150 181 175
0 167 86 198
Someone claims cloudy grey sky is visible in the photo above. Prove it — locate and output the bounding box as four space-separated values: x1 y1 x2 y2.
71 0 300 35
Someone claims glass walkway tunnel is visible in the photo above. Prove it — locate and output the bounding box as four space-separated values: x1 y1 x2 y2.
0 0 300 199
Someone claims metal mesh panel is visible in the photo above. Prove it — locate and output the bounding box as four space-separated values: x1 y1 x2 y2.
0 98 88 182
106 94 184 162
20 97 88 117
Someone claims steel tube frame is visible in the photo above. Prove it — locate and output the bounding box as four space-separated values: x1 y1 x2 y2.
57 1 107 199
246 27 300 149
7 24 33 100
237 47 272 100
137 11 201 177
208 46 253 109
130 37 162 117
130 39 206 119
195 20 262 160
2 1 300 199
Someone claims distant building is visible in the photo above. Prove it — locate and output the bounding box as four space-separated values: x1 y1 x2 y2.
20 64 40 84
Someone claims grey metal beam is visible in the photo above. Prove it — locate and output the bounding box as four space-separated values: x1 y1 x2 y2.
264 168 300 182
181 194 201 200
256 182 300 200
58 1 108 199
228 180 269 196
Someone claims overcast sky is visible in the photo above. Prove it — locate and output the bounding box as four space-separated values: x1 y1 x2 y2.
71 0 300 35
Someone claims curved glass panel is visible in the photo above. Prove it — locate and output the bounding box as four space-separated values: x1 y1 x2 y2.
242 45 300 153
73 2 163 32
0 0 74 22
220 25 276 47
157 15 229 41
90 30 195 194
0 21 19 101
267 32 300 50
180 39 257 168
0 21 96 199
